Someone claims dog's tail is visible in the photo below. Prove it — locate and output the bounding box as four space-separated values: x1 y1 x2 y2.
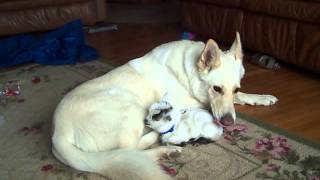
52 140 171 180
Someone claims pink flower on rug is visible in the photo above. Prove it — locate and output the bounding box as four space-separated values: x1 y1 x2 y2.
224 124 248 133
41 164 54 172
31 76 41 84
19 122 43 135
266 163 281 172
224 134 233 141
17 98 25 103
254 136 291 159
223 124 249 144
255 138 272 152
308 176 320 180
160 163 177 176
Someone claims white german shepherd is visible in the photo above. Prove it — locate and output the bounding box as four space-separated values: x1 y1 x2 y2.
52 33 277 180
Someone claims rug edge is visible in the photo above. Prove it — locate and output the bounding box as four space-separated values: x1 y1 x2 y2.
237 112 320 150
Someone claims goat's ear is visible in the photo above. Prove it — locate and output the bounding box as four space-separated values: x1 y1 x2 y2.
229 32 243 60
197 39 221 74
161 92 169 101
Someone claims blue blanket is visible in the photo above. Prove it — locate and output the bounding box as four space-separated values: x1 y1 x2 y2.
0 20 99 68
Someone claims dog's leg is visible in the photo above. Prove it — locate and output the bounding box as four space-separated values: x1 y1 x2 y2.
137 131 159 150
162 134 187 145
203 124 223 141
234 92 278 106
143 146 182 161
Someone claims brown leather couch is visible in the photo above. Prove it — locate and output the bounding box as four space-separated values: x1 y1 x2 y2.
181 0 320 73
0 0 107 36
109 0 162 3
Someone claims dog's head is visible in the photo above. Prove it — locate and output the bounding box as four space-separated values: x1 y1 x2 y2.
144 101 181 133
197 32 245 124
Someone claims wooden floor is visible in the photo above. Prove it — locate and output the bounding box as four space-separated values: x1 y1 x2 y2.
87 23 320 143
87 23 181 66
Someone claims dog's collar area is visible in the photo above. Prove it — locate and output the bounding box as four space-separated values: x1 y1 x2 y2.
159 124 175 135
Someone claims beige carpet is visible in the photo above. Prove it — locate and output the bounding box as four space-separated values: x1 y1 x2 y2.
0 61 319 180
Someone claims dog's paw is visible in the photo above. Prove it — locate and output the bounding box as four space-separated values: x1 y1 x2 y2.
252 94 278 106
164 146 182 156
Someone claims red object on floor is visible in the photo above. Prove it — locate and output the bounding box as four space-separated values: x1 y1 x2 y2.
41 164 54 172
32 76 41 84
4 89 19 96
160 163 177 176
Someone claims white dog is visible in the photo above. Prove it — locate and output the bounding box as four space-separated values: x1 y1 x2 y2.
52 33 278 180
145 98 223 144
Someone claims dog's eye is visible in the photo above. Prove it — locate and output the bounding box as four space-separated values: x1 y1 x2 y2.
234 88 240 94
213 86 222 94
162 108 171 114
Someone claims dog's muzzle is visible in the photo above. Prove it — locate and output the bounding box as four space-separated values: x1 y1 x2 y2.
214 113 235 127
144 118 149 125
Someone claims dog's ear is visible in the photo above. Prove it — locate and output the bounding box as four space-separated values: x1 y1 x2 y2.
197 39 221 74
229 32 243 60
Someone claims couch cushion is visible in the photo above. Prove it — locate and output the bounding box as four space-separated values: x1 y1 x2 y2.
241 12 297 65
241 12 320 73
0 0 87 11
183 0 240 8
0 0 99 36
295 24 320 72
241 0 320 24
182 1 243 43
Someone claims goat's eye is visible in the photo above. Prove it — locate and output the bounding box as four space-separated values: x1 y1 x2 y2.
165 116 172 121
213 86 222 94
151 113 161 121
234 88 240 94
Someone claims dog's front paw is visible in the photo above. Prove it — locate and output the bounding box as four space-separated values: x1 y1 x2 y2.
164 146 182 156
253 94 278 106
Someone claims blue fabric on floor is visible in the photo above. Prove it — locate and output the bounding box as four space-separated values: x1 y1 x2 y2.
0 20 99 68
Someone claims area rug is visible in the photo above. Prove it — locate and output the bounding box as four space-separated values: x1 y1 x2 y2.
0 61 319 180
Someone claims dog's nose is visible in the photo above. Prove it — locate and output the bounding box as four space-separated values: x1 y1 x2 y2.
220 113 234 126
144 118 149 125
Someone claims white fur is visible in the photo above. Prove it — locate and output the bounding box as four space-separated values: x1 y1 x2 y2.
52 37 278 180
145 99 223 144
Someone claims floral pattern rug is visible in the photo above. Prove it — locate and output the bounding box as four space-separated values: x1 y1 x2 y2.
0 61 319 180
